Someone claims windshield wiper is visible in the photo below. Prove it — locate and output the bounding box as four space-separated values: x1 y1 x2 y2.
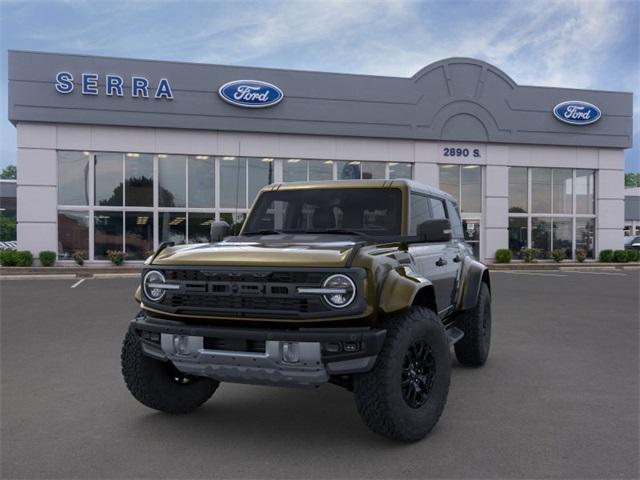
241 229 285 236
303 228 369 237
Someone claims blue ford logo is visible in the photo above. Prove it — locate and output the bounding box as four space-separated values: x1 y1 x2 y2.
553 100 601 125
218 80 283 108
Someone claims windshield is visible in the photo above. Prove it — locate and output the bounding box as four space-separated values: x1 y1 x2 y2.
624 236 638 245
243 188 402 236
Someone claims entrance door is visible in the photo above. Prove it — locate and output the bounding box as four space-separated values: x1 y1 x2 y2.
462 218 481 260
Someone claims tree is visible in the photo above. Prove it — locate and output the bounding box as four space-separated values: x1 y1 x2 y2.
625 172 640 188
1 165 16 179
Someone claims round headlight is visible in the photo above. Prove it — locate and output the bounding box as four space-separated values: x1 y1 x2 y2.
322 274 356 308
143 270 166 302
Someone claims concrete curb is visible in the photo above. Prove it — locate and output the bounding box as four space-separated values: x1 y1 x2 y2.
488 262 639 271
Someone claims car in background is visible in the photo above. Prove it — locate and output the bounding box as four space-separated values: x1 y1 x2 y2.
624 236 640 250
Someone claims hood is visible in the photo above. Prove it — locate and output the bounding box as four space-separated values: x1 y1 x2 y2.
151 235 359 268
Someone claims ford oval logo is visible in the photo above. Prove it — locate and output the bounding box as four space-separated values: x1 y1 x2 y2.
218 80 283 108
553 100 601 125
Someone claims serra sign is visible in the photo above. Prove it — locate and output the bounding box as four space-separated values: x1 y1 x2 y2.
553 100 601 125
55 72 174 99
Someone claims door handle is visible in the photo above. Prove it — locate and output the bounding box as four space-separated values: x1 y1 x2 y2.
453 255 461 263
435 257 447 267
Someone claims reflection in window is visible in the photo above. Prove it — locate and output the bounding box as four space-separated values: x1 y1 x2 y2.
309 160 333 180
188 156 215 208
531 217 551 258
57 211 89 259
159 212 186 245
389 162 412 179
429 197 447 219
125 153 153 207
248 158 273 205
531 168 552 213
439 165 459 202
58 151 90 205
576 218 595 258
220 157 246 208
125 212 153 260
552 169 572 214
552 217 572 257
410 193 430 234
463 219 481 259
94 211 123 259
508 217 527 258
338 161 362 180
508 167 527 213
446 200 464 239
221 212 247 236
188 212 213 243
361 161 385 179
576 170 595 214
283 159 307 182
95 153 123 206
158 155 186 207
461 165 482 212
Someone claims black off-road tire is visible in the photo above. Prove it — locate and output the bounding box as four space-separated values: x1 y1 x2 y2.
454 282 491 366
353 306 451 442
121 327 219 414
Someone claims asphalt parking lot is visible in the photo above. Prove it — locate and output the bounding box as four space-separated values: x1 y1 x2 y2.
1 270 638 479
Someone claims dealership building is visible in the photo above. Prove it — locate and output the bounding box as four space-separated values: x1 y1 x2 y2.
7 50 633 262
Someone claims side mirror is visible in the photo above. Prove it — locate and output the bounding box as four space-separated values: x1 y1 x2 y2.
417 219 452 243
210 220 230 243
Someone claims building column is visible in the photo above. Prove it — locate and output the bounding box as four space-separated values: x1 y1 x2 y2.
16 123 58 258
596 149 625 254
483 164 509 262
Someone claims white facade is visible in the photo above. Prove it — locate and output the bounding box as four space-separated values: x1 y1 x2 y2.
16 122 625 262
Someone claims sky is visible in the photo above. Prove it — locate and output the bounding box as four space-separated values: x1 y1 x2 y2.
0 0 638 172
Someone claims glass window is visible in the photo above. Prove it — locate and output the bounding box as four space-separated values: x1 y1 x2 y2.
248 158 273 205
188 156 215 208
125 212 154 260
362 162 385 179
576 218 595 259
95 153 123 206
188 212 213 243
463 219 481 259
158 155 186 207
576 170 595 214
552 217 572 258
508 217 527 259
531 168 552 213
508 167 528 213
283 159 307 182
439 165 459 202
337 161 362 180
57 211 89 259
429 197 447 220
531 217 551 258
552 169 572 214
220 157 246 208
94 211 123 260
125 153 153 207
461 165 481 212
410 193 430 234
389 163 412 179
158 212 186 245
446 200 464 239
309 160 333 180
221 212 247 236
58 151 90 205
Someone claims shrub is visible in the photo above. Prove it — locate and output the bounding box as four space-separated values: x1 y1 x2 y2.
575 248 587 263
72 250 88 266
521 248 538 263
107 250 127 266
626 249 639 262
551 249 566 262
495 249 512 263
613 250 628 263
39 250 56 267
0 249 18 266
15 250 34 267
599 249 614 262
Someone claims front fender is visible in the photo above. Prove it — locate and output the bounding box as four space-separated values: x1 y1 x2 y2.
379 266 434 314
456 256 490 311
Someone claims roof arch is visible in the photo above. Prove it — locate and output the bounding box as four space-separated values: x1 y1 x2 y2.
411 57 518 90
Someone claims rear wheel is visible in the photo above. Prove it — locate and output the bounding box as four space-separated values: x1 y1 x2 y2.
121 327 219 414
454 282 491 366
353 306 451 442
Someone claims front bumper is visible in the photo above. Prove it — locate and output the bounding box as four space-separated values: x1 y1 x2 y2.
132 312 386 388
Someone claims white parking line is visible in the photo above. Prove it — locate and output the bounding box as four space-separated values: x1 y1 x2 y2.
70 278 86 288
495 271 567 277
564 270 627 276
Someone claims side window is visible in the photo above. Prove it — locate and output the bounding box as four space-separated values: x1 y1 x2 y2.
410 193 431 234
446 200 464 239
429 197 447 220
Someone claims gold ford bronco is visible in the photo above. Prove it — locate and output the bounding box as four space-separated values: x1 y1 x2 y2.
122 179 491 442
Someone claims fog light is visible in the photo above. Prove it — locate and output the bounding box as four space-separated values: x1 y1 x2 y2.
173 335 190 355
343 342 359 352
282 342 300 363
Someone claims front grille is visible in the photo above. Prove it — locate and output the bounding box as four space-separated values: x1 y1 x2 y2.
167 293 325 314
203 337 266 353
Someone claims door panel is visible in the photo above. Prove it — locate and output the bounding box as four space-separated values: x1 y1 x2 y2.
409 243 452 313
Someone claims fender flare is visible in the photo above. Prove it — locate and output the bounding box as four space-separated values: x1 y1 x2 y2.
456 256 490 311
379 266 436 314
